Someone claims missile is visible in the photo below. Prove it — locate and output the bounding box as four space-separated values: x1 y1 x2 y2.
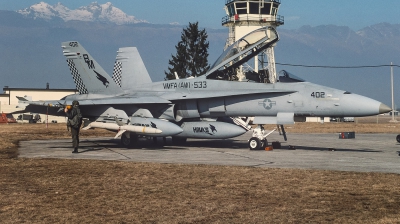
84 122 162 134
176 121 248 139
130 117 183 137
83 117 184 138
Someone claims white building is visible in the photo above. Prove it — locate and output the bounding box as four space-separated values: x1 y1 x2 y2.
1 86 77 123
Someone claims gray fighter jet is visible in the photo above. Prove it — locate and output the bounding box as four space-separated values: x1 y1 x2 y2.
18 27 391 150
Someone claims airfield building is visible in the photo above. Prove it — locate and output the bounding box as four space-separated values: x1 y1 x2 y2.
1 86 77 123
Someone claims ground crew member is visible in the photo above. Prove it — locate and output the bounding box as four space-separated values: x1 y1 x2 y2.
65 100 83 153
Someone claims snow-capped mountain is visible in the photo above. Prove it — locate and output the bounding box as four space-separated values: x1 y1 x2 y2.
17 2 147 25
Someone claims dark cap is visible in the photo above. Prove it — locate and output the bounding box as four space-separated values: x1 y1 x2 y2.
72 100 79 106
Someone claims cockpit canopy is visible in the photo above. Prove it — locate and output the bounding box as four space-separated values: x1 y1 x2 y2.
205 26 279 79
278 70 305 83
209 27 272 71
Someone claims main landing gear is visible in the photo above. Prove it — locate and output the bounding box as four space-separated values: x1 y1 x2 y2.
248 125 287 150
120 132 138 148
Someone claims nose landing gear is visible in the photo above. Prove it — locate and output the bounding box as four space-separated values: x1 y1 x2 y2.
248 124 287 150
248 125 276 150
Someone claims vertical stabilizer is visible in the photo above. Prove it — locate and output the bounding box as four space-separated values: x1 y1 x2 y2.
62 41 122 95
112 47 152 90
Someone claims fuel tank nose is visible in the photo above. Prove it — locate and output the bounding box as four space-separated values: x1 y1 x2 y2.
379 104 392 114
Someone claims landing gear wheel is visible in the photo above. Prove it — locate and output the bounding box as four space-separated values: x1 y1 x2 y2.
249 137 262 150
397 134 400 143
121 133 138 148
121 134 131 147
153 137 166 146
172 137 187 145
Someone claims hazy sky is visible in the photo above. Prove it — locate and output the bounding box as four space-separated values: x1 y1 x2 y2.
1 0 400 30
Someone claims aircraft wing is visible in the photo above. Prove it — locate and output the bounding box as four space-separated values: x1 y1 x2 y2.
17 96 171 110
77 97 171 105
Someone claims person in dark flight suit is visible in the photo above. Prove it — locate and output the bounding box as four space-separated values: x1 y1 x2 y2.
65 100 82 153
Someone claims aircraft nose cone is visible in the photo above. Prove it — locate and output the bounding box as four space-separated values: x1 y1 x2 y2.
379 103 392 114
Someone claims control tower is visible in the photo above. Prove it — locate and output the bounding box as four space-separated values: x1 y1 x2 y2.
222 0 284 83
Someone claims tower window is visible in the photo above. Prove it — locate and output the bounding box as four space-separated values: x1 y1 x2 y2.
260 3 272 15
249 2 259 14
271 3 279 15
235 2 248 15
235 2 247 8
228 4 235 16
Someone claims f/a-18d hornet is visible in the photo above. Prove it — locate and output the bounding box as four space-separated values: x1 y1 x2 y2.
18 26 391 150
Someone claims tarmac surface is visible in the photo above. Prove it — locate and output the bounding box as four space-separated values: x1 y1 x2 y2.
19 132 400 174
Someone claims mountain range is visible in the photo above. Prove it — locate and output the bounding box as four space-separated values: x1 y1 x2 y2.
17 2 147 25
0 2 399 106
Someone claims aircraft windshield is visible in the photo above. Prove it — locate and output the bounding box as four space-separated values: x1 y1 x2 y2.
208 27 271 72
278 70 305 83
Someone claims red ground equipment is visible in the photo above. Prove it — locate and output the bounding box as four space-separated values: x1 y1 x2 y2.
0 113 17 124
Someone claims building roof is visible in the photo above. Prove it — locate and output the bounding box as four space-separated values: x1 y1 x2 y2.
3 87 77 92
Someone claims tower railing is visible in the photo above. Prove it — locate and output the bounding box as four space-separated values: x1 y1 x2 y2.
225 0 281 4
222 14 284 26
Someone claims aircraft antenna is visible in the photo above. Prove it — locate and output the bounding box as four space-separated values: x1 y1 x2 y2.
222 0 284 83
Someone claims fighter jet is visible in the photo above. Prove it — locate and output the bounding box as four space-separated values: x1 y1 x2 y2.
18 27 391 150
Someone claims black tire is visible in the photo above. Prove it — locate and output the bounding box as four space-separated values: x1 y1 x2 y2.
153 137 166 146
121 134 129 147
249 137 262 150
121 134 131 147
121 133 138 148
396 134 400 143
172 137 187 145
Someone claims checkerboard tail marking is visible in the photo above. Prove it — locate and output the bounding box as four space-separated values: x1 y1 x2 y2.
67 59 88 94
112 61 122 87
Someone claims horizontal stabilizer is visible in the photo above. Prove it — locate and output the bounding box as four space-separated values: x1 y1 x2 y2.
16 96 32 102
